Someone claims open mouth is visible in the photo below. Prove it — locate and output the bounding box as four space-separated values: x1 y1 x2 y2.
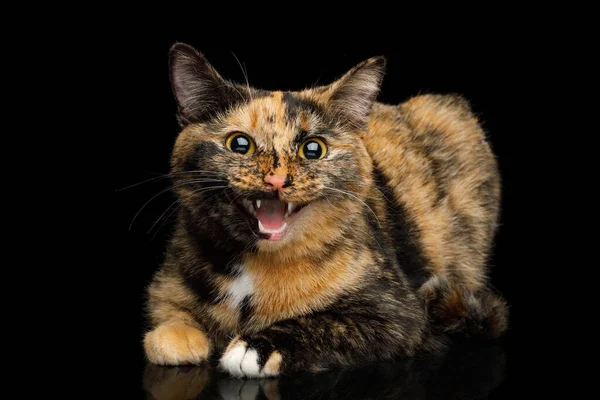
238 199 305 240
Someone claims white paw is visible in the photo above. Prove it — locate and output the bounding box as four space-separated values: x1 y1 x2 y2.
219 338 283 378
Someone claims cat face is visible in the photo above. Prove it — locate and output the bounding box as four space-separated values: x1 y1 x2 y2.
168 44 385 253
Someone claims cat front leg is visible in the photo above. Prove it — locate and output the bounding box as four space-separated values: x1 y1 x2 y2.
144 277 213 365
219 304 425 378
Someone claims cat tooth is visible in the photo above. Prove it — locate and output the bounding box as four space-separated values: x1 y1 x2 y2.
258 221 287 234
286 202 296 217
256 200 261 209
277 222 288 234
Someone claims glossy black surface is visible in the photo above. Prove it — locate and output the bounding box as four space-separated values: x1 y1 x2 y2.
143 341 506 399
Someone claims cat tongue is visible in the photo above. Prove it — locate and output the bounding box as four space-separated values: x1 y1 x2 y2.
256 200 286 229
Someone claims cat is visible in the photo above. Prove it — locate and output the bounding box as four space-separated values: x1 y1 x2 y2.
143 42 508 378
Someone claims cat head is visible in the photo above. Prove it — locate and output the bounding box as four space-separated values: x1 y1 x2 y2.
169 43 385 255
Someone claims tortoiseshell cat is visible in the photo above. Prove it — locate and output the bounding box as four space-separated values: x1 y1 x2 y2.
143 43 508 378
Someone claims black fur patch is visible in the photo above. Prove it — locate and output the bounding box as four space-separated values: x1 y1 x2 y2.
271 147 280 169
295 128 340 143
297 129 310 144
238 296 254 325
282 92 325 124
181 142 222 172
372 165 431 288
417 134 461 206
181 210 254 276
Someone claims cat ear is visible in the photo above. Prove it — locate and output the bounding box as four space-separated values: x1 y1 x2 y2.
169 43 246 126
325 57 386 130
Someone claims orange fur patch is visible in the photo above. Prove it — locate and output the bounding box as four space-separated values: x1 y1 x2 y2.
262 351 283 376
144 324 211 365
243 238 372 329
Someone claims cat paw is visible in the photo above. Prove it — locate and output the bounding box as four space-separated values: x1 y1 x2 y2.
219 336 283 378
144 324 211 365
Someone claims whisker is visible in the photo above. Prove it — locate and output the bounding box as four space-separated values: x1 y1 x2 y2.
148 197 182 235
177 179 228 184
322 187 381 228
150 199 185 241
186 185 229 194
170 170 224 175
148 184 224 240
116 175 172 192
227 191 247 206
129 182 227 231
150 185 230 237
231 52 253 102
116 170 226 191
218 82 247 103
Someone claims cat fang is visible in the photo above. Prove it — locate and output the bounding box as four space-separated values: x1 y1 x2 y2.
238 199 305 240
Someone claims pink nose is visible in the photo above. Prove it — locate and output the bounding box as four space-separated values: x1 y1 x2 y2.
264 174 286 191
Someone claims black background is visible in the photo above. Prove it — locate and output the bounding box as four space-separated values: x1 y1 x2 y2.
109 37 556 398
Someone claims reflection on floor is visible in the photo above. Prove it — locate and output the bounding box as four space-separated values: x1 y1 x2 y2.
143 341 506 400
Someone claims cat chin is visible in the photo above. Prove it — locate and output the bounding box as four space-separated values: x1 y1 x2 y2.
256 235 295 252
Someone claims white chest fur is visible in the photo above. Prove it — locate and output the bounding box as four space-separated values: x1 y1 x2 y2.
226 268 254 309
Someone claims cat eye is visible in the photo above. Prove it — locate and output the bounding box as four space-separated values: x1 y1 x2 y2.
226 133 256 156
298 138 327 160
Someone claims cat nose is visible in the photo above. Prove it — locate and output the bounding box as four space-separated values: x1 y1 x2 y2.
264 174 286 191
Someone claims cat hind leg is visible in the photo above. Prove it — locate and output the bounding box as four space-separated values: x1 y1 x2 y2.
420 276 508 339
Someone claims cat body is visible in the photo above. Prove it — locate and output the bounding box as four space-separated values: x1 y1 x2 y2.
143 43 508 378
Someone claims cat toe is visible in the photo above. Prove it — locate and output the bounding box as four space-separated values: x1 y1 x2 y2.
220 339 250 378
220 337 283 378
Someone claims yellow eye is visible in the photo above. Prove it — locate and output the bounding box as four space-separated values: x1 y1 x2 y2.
298 138 327 160
226 133 255 156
